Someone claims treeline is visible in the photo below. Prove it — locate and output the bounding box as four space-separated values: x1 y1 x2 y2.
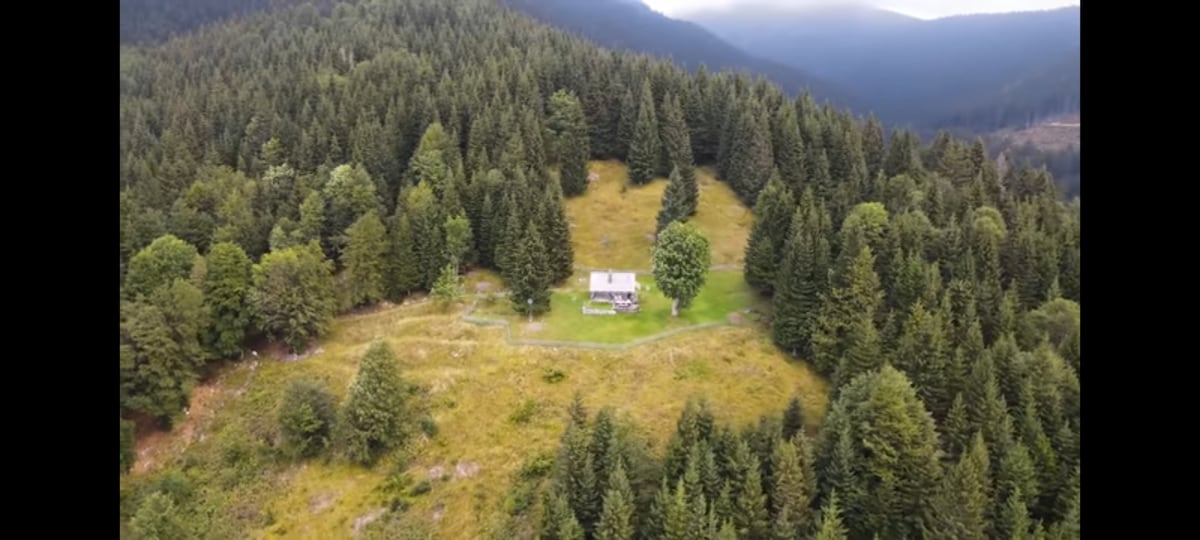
522 379 1077 539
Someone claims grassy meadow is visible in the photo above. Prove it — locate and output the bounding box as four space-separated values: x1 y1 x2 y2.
119 161 828 539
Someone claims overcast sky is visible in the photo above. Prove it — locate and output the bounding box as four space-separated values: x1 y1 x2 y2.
643 0 1080 20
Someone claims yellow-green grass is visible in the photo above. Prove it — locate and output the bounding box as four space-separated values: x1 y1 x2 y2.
122 298 828 539
566 161 753 270
477 270 764 344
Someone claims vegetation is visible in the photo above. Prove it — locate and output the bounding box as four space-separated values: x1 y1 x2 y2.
119 0 1079 538
652 222 713 317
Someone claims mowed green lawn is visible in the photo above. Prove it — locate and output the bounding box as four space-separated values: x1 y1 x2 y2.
477 271 765 343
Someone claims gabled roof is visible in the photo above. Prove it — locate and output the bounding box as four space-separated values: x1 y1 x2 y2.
589 271 638 293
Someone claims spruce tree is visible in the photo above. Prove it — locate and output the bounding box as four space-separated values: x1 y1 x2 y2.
615 88 636 161
744 170 794 293
628 81 662 186
734 456 770 539
549 89 592 197
596 460 635 540
773 102 806 193
812 245 883 376
814 491 849 540
771 437 814 532
388 214 421 298
660 93 694 171
338 341 406 465
541 176 575 285
656 165 693 233
772 202 825 358
782 396 805 440
510 222 552 316
726 102 774 203
340 210 388 309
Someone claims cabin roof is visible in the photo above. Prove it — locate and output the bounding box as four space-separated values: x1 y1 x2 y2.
589 271 638 293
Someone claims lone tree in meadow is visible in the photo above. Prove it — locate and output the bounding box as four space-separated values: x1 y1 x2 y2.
339 341 407 465
652 221 711 317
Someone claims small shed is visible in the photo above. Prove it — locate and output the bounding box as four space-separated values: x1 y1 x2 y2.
588 271 639 312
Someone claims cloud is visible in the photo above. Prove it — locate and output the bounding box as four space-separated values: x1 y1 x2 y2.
643 0 1079 20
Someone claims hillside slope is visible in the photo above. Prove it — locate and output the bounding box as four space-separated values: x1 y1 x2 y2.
501 0 863 109
682 4 1080 130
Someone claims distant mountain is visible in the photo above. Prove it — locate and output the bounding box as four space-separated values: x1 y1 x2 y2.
119 0 332 44
681 4 1080 131
500 0 863 110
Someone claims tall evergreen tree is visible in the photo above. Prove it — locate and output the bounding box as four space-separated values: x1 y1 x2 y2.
656 165 693 232
340 210 388 310
548 89 591 197
744 170 795 293
510 221 552 316
596 460 635 540
541 176 575 284
628 81 662 186
726 102 774 203
812 245 883 376
772 101 806 193
338 341 406 465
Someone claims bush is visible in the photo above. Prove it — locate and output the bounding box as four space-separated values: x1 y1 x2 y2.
277 379 338 459
419 415 438 437
509 399 539 425
541 367 567 384
504 483 535 515
518 452 555 480
409 480 431 497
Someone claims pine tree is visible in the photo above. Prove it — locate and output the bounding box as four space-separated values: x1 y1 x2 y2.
656 165 694 232
510 221 552 316
660 93 694 170
772 201 825 357
744 170 795 293
812 245 883 376
943 394 971 459
924 432 990 540
387 214 421 298
541 176 575 285
893 300 952 419
726 101 774 203
663 480 690 540
832 312 883 390
734 456 770 539
596 460 635 540
431 263 463 308
814 491 849 540
998 488 1033 540
782 396 805 440
773 102 806 193
628 81 662 186
340 210 388 309
548 89 592 197
772 437 814 532
338 341 406 465
615 88 637 161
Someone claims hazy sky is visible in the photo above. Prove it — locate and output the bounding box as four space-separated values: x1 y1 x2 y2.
643 0 1080 20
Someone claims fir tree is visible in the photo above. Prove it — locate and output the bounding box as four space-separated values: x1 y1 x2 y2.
628 81 662 186
814 490 849 540
782 396 805 440
744 170 795 293
596 460 635 540
541 176 575 285
338 341 406 465
387 214 421 298
773 101 806 194
340 210 388 309
656 165 694 232
510 221 552 316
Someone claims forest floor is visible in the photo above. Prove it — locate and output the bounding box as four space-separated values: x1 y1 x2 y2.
120 162 828 539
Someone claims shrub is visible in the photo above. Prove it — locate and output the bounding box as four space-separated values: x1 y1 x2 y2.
277 379 337 459
419 414 438 437
409 480 432 497
518 451 555 480
509 399 538 425
541 367 567 384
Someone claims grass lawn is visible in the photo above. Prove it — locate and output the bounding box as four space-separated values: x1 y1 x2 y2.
566 161 753 270
478 270 765 344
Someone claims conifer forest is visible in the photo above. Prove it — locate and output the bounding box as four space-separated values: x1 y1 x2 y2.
119 1 1080 538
